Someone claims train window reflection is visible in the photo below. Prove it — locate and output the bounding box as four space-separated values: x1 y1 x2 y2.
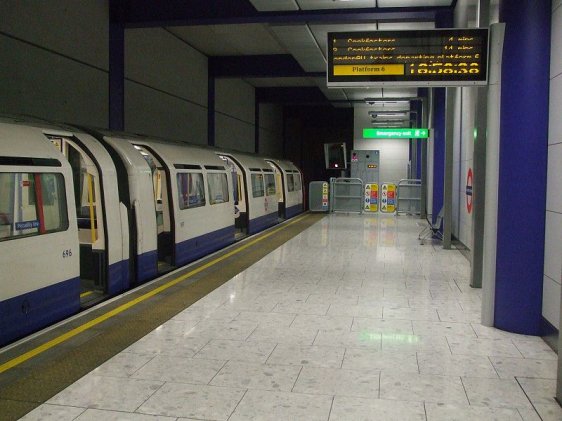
0 172 68 241
208 173 229 205
251 173 264 198
177 172 206 209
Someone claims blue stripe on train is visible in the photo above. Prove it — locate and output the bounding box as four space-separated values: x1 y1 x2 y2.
0 277 81 347
285 204 303 219
175 225 235 267
107 259 130 295
136 250 158 284
248 212 278 235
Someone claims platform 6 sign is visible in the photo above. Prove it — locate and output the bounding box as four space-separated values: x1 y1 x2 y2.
327 29 489 87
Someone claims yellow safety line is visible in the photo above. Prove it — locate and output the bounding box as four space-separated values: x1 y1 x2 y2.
87 173 96 243
80 291 93 299
0 213 311 374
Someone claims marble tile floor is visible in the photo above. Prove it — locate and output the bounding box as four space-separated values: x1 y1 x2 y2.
20 214 562 421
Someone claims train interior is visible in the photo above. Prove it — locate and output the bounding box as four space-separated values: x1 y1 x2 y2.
218 154 247 240
266 160 286 222
132 144 175 274
47 135 107 307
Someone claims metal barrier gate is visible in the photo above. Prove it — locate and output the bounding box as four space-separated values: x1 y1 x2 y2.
330 177 364 214
396 179 421 215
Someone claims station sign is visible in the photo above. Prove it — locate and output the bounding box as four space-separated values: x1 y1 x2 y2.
327 29 489 87
363 128 429 139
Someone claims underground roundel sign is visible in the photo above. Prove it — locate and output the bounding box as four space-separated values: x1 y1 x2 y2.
466 168 473 214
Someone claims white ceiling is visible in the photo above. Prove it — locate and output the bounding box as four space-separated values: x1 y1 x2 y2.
167 1 455 107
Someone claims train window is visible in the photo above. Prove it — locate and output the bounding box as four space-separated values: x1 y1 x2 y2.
177 172 206 209
0 172 68 241
207 173 229 205
251 173 264 198
293 173 302 191
264 173 276 196
286 174 295 192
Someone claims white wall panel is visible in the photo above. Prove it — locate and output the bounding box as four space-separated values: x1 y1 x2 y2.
543 5 562 328
125 81 207 145
0 36 107 126
0 0 108 69
215 114 255 153
551 7 562 78
125 28 208 107
544 211 562 283
354 138 409 185
546 144 562 213
216 79 255 124
543 276 561 329
549 76 562 145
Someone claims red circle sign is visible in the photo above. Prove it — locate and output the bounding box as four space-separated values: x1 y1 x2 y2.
466 168 473 214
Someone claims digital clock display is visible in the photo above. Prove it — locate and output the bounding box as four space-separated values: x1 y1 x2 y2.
327 29 489 87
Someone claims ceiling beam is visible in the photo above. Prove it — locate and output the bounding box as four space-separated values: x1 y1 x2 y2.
257 87 329 104
210 55 323 78
114 0 446 28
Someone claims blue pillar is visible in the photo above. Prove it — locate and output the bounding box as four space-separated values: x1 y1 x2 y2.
432 88 446 225
431 10 453 225
495 0 551 334
109 22 124 131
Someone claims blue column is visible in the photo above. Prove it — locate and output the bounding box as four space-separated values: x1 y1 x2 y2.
431 11 453 225
495 0 551 334
432 88 446 225
109 22 124 131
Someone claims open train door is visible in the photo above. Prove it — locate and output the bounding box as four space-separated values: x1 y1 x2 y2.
217 154 248 240
266 160 286 221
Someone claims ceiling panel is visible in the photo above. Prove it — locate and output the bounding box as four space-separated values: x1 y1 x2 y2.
249 0 299 11
296 0 376 10
269 24 327 72
168 24 287 56
378 0 451 6
244 77 318 87
377 21 435 30
314 78 349 101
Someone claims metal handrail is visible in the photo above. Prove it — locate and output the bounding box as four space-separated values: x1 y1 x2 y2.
397 178 421 215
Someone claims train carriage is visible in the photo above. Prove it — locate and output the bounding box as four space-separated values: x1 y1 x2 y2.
0 117 304 347
266 158 304 220
217 152 279 235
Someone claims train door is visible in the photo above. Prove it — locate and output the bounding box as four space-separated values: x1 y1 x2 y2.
218 155 247 239
132 144 175 272
267 160 286 220
47 136 107 306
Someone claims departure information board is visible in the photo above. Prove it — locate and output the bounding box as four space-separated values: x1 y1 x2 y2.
327 29 489 87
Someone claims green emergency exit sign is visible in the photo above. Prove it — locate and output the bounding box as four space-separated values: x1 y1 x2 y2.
363 128 429 139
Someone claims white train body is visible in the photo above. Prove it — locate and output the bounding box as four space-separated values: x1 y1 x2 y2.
0 118 303 346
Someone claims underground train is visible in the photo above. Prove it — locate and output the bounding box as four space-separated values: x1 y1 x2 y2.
0 116 304 347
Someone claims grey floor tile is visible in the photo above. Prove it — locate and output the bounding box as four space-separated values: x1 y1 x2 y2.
210 361 301 392
229 389 333 421
380 372 468 405
47 375 164 412
462 377 534 409
330 396 425 421
137 382 245 420
293 366 380 398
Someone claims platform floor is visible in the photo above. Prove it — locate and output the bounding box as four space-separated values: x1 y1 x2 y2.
6 213 562 420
